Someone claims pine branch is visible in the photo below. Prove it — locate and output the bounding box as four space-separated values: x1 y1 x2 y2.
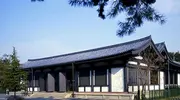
107 0 124 18
69 0 94 7
32 0 166 37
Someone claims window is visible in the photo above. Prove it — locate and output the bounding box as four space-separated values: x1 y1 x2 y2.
128 68 137 85
79 70 90 86
95 69 107 86
151 70 158 85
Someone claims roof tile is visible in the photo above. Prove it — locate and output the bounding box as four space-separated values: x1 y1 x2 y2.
22 36 151 69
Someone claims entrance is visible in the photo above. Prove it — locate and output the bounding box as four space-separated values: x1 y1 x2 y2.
54 72 59 92
66 70 73 92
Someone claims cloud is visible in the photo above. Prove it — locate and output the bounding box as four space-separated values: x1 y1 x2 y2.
153 0 180 15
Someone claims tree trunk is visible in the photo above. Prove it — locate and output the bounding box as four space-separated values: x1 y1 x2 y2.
14 87 16 96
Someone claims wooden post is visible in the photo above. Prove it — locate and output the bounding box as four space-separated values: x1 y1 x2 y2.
158 69 160 98
137 62 140 100
168 60 170 97
31 68 34 94
72 63 75 98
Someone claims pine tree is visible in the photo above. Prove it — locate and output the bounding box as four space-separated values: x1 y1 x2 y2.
0 47 27 96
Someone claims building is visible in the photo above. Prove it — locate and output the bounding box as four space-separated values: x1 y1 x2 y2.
21 36 180 93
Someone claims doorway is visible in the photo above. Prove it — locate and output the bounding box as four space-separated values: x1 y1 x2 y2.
54 72 59 92
66 70 73 92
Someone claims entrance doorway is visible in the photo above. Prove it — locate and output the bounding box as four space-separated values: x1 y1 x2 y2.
54 72 59 92
66 70 73 92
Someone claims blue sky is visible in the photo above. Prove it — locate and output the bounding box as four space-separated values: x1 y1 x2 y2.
0 0 180 63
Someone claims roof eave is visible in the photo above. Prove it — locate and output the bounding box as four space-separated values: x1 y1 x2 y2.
22 50 133 69
132 40 164 62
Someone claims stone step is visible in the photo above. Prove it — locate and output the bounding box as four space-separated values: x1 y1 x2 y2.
29 92 68 99
74 93 135 100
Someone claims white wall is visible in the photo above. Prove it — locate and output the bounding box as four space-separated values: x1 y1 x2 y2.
160 71 164 90
128 85 160 92
178 73 180 85
28 87 40 92
111 67 124 92
78 87 84 92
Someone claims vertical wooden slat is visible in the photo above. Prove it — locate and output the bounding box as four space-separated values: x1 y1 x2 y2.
72 63 75 97
91 69 94 92
108 68 111 92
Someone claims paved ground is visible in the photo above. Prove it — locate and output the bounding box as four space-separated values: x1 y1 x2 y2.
26 98 101 100
0 94 7 100
0 94 103 100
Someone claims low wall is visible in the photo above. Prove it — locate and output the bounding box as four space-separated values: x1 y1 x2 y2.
128 85 161 92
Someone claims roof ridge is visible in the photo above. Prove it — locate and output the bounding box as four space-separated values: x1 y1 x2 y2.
155 42 165 45
28 35 151 61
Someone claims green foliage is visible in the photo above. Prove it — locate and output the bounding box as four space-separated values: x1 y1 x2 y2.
169 51 180 62
68 0 165 36
31 0 165 36
0 47 27 95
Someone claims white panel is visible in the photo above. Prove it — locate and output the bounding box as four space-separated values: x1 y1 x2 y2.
29 87 32 91
140 63 147 66
134 56 143 60
140 86 142 90
150 85 155 90
128 61 137 65
145 85 148 91
160 71 165 90
111 67 124 92
128 86 133 92
34 87 40 91
178 74 180 86
102 87 108 92
94 87 100 92
134 86 138 92
34 87 37 91
78 87 84 92
85 87 91 92
130 85 149 91
155 85 159 90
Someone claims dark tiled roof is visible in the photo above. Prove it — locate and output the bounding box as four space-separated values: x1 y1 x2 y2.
21 36 152 69
155 42 166 52
155 42 172 60
169 60 180 67
155 42 180 68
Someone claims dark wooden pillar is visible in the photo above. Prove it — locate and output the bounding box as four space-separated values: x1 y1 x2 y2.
173 71 175 85
74 70 78 92
124 66 129 92
31 68 34 93
54 71 59 92
91 69 94 92
72 63 75 98
137 62 140 100
108 68 111 92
